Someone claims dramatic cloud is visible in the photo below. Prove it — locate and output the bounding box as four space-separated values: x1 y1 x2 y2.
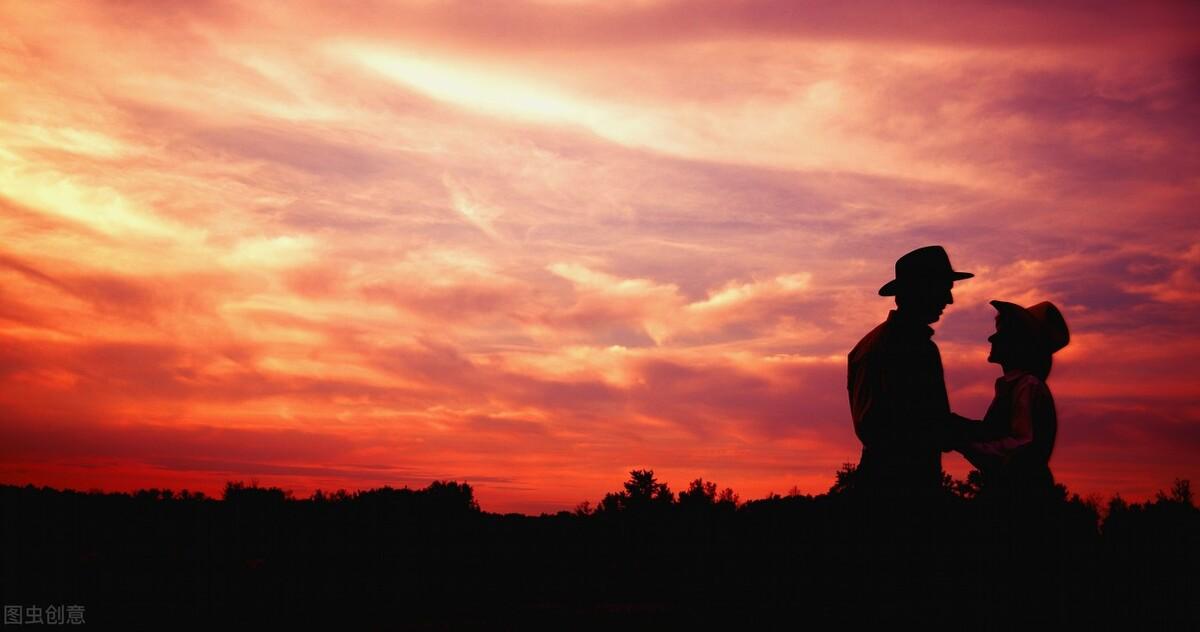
1 0 1197 512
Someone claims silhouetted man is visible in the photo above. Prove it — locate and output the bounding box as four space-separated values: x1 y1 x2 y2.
847 245 973 499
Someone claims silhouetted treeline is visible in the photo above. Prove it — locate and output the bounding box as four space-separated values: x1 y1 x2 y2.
2 470 1195 629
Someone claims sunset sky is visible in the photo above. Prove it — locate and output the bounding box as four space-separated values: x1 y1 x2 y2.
1 1 1197 513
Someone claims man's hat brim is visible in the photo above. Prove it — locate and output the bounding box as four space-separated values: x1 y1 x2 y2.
878 271 974 296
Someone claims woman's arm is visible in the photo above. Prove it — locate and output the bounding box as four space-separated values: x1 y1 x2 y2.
964 376 1038 462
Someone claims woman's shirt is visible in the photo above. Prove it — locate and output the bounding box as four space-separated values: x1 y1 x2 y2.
963 369 1057 473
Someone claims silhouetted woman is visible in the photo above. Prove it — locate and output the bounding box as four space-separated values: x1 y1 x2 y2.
957 300 1070 500
953 299 1071 623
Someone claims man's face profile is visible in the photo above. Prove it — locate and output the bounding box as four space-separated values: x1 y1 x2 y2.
898 279 954 324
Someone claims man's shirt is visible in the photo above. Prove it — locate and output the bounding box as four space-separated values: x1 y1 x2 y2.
847 310 951 491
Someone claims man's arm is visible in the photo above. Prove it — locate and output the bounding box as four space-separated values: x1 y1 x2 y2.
941 412 981 452
849 353 898 448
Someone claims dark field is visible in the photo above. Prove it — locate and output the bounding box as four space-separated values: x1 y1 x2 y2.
2 469 1196 629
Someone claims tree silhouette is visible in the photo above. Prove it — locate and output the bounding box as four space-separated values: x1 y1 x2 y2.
678 478 718 508
1156 478 1192 505
827 462 860 495
599 469 674 513
422 480 480 513
624 468 672 504
679 478 739 511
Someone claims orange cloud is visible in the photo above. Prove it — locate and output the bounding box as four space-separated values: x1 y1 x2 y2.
1 0 1197 512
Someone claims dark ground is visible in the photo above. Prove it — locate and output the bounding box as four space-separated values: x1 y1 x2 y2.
2 470 1196 630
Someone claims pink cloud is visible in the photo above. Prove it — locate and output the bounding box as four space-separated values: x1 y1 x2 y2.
0 0 1196 512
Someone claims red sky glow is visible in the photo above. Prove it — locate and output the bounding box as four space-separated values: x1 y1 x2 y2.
2 1 1198 513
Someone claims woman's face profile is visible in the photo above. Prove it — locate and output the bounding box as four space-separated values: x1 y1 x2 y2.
988 312 1036 368
987 315 1013 366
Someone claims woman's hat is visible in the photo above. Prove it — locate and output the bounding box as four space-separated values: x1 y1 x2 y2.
990 300 1071 354
878 245 974 296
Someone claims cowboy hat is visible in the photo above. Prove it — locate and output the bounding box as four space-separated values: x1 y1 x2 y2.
878 245 974 296
990 300 1070 354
